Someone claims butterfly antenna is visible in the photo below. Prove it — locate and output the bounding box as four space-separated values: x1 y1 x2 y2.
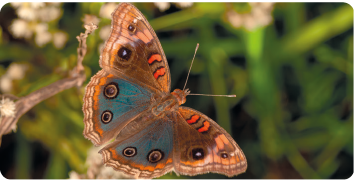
183 43 236 98
188 94 236 97
183 43 199 91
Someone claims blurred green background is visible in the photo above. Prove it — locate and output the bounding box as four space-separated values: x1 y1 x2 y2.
0 2 353 179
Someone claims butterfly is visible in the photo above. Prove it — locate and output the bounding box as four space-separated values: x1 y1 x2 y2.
82 2 247 179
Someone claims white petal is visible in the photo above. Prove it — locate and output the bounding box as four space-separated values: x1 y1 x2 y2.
0 76 12 93
35 31 52 47
17 6 37 21
7 63 28 80
68 171 81 179
10 19 33 38
35 23 48 33
82 14 100 25
0 98 16 118
30 2 45 9
175 2 193 8
38 6 61 22
10 2 23 8
154 2 170 12
99 3 118 19
99 25 111 41
53 31 68 49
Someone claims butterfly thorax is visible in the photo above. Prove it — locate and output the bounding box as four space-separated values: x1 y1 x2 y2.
151 89 189 116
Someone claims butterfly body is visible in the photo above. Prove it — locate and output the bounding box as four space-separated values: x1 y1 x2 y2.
83 3 247 178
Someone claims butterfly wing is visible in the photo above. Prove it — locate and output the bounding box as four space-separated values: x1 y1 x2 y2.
100 2 171 93
83 70 155 146
99 113 174 179
171 107 247 177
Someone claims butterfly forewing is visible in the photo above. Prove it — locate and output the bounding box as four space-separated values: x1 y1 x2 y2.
100 3 171 93
82 70 154 146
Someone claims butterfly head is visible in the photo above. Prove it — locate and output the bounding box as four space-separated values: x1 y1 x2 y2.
171 89 190 105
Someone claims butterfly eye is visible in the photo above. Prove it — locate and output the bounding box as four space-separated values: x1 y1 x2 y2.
104 82 119 99
123 147 137 157
128 24 136 33
191 148 205 160
117 47 132 61
101 110 113 124
147 149 164 163
220 152 229 159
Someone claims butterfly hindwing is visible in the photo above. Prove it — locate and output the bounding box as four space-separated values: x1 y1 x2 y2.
100 2 171 93
99 114 174 179
171 107 247 177
83 70 154 146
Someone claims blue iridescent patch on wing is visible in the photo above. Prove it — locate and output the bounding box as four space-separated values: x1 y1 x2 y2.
113 119 173 166
97 77 153 132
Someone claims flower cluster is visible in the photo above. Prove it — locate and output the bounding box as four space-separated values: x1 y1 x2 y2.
9 2 68 48
226 3 274 31
0 97 17 132
0 98 16 119
0 63 28 93
154 2 193 12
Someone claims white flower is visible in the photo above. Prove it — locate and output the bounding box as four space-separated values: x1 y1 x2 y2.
85 147 102 179
0 98 16 118
0 76 12 93
226 10 243 28
100 3 118 19
99 25 111 41
69 171 81 179
53 31 68 49
49 2 61 6
226 2 274 31
10 2 22 8
251 3 273 27
38 6 61 22
35 23 48 33
86 147 102 166
35 31 52 47
154 2 170 12
30 2 45 9
6 63 28 80
11 124 17 132
96 166 129 179
10 19 33 39
174 2 193 8
82 14 100 26
17 6 37 21
244 14 257 31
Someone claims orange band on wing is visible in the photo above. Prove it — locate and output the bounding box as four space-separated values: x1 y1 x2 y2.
148 54 162 64
198 121 210 133
235 154 240 162
219 134 230 144
187 115 200 124
215 135 225 150
93 74 114 137
136 31 151 44
153 67 165 79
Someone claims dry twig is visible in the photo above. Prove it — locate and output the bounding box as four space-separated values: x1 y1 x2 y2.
0 23 98 146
